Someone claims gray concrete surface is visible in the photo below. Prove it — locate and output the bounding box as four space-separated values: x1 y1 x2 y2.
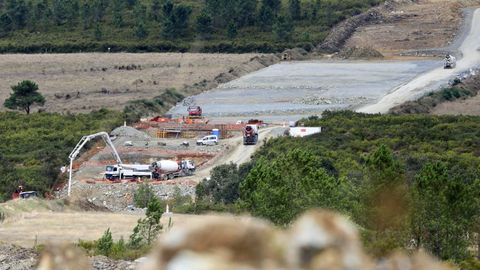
168 60 437 122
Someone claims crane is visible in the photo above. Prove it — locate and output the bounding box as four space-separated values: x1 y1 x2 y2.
67 131 122 196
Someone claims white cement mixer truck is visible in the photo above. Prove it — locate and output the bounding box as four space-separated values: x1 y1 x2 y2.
151 159 196 180
444 54 456 69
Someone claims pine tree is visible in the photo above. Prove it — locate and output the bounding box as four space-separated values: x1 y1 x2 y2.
135 21 148 39
272 16 294 42
112 0 124 27
150 0 161 22
288 0 301 20
94 23 102 40
196 12 213 40
0 13 13 37
227 21 237 39
96 228 113 256
258 4 274 30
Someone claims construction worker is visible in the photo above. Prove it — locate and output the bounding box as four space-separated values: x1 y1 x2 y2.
11 185 24 199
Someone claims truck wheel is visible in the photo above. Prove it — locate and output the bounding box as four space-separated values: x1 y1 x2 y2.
168 174 174 180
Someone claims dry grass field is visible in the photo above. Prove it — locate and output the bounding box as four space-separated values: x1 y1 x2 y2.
0 53 258 113
0 198 218 247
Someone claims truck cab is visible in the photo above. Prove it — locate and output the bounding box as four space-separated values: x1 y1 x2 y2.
196 135 218 146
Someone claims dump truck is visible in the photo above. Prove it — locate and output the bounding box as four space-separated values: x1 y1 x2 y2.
444 54 456 69
243 124 259 145
151 159 196 180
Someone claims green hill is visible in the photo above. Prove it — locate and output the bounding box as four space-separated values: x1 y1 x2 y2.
0 0 381 53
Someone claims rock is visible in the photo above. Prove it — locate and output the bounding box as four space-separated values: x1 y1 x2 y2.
0 243 38 270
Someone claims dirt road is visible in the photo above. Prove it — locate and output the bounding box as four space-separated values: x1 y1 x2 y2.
180 126 285 183
358 8 480 113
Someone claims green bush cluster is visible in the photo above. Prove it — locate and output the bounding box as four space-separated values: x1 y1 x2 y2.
391 84 477 114
195 111 480 262
124 88 184 123
78 195 165 260
0 109 123 201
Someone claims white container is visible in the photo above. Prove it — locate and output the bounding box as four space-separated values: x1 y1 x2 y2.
289 127 322 137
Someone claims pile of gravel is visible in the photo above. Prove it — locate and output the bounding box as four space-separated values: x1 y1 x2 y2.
111 126 150 140
0 244 38 270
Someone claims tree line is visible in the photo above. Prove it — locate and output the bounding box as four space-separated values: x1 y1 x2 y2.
0 0 381 52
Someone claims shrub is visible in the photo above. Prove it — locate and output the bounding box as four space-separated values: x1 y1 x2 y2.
133 183 156 208
96 228 113 256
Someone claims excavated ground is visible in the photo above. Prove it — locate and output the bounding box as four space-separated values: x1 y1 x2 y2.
346 0 480 57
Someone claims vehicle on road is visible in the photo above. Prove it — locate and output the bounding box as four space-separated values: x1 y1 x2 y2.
289 127 322 137
187 106 202 116
243 125 259 145
444 54 456 69
196 135 218 146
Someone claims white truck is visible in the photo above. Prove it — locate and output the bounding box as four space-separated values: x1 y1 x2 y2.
444 54 456 69
104 159 195 181
289 127 322 137
243 124 259 145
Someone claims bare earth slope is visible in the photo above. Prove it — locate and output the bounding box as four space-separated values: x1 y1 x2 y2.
346 0 479 56
0 53 257 113
358 7 480 113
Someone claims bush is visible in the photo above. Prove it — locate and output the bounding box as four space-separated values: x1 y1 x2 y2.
133 183 157 208
96 228 113 256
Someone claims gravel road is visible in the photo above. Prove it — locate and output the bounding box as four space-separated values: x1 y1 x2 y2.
358 8 480 113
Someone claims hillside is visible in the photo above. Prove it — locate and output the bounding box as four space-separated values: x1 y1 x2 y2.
233 111 480 262
0 0 381 53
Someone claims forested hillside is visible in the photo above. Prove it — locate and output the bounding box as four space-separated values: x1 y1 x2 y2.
197 111 480 263
0 110 123 202
0 0 381 53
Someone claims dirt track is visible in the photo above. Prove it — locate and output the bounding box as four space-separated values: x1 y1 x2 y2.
358 8 480 113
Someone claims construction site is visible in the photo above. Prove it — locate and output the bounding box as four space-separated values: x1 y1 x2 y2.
1 1 480 269
58 105 280 212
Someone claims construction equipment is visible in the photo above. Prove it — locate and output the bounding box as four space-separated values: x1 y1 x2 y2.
187 106 202 116
151 159 196 180
104 159 196 181
243 125 259 145
68 132 121 196
444 54 456 69
104 164 154 180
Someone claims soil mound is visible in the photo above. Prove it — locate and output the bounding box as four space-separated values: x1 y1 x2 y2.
338 46 384 59
111 126 150 140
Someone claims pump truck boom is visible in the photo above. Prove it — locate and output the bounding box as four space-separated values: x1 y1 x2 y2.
68 131 121 196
